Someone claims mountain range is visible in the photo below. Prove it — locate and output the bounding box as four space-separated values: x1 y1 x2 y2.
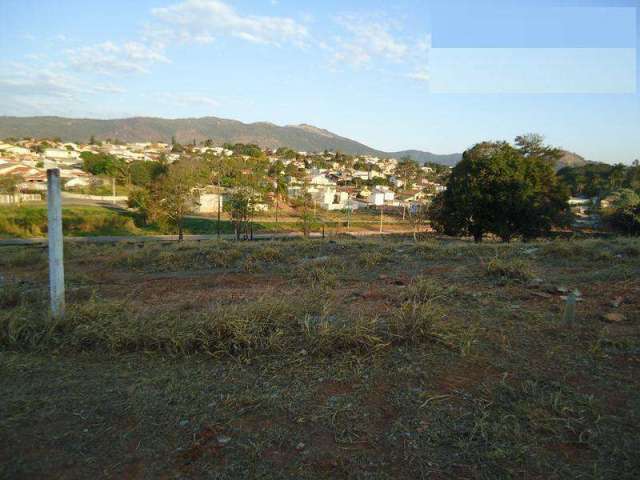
0 115 588 169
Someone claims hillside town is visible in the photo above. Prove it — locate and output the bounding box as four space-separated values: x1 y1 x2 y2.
0 138 450 216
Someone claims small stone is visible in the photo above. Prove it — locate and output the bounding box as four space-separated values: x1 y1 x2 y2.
602 312 626 323
560 295 583 302
531 291 552 299
217 435 231 445
299 349 308 356
529 277 544 286
611 296 624 308
296 442 305 451
557 286 568 294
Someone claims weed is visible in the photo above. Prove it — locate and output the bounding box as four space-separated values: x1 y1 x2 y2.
485 257 533 282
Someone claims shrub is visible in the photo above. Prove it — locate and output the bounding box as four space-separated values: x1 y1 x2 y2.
485 257 533 282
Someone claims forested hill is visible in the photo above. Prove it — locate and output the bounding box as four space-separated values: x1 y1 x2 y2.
0 115 460 165
0 115 591 169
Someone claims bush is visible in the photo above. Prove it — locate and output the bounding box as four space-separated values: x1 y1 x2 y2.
485 257 533 282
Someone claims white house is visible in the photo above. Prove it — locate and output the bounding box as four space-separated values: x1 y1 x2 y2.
44 149 81 163
196 192 225 214
0 144 31 155
308 173 336 187
370 186 395 205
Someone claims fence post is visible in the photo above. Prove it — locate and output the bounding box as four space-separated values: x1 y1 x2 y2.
47 169 65 320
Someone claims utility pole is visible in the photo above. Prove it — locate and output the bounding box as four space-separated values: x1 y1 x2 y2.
47 169 65 320
273 180 279 225
379 204 384 234
112 177 116 204
346 197 351 233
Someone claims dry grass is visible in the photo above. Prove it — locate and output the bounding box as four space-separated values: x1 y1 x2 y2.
1 236 639 479
485 256 534 282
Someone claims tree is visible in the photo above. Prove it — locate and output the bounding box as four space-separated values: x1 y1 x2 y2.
128 160 166 187
395 157 421 189
430 138 570 242
603 189 640 235
224 187 255 240
0 175 23 194
407 204 429 242
130 162 199 240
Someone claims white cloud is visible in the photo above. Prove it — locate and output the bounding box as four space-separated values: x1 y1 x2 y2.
67 41 169 75
151 0 309 46
0 61 126 115
158 92 219 109
329 15 432 83
331 15 409 68
0 64 82 99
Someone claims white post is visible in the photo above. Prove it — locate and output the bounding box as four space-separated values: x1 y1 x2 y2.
112 177 116 204
47 169 65 319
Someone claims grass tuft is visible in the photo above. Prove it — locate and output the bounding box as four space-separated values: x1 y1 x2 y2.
485 257 533 282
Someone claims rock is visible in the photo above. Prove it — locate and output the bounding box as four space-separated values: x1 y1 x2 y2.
557 286 569 294
560 295 583 302
528 277 544 287
610 296 624 308
602 312 626 323
378 274 388 280
531 291 552 299
295 442 305 451
217 435 231 445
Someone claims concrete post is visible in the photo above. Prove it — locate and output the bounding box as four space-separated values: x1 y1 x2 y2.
562 291 576 327
47 169 65 319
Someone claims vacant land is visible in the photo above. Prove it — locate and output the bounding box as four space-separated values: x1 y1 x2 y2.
0 205 407 238
1 237 639 479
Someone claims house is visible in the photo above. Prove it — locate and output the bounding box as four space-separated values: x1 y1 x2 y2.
308 173 336 187
44 148 81 164
64 177 93 189
196 193 225 214
0 164 40 178
0 144 31 155
195 187 226 214
370 186 395 206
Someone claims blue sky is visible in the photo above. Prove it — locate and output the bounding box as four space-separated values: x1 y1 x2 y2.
0 0 638 164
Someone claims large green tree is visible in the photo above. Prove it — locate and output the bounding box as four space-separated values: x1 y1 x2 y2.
430 137 570 242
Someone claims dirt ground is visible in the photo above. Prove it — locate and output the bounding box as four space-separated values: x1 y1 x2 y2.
1 236 639 479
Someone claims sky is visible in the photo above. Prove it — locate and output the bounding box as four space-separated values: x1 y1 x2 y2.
0 0 638 164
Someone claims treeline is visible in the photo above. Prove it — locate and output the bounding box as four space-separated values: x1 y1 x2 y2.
558 162 640 197
557 161 640 234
